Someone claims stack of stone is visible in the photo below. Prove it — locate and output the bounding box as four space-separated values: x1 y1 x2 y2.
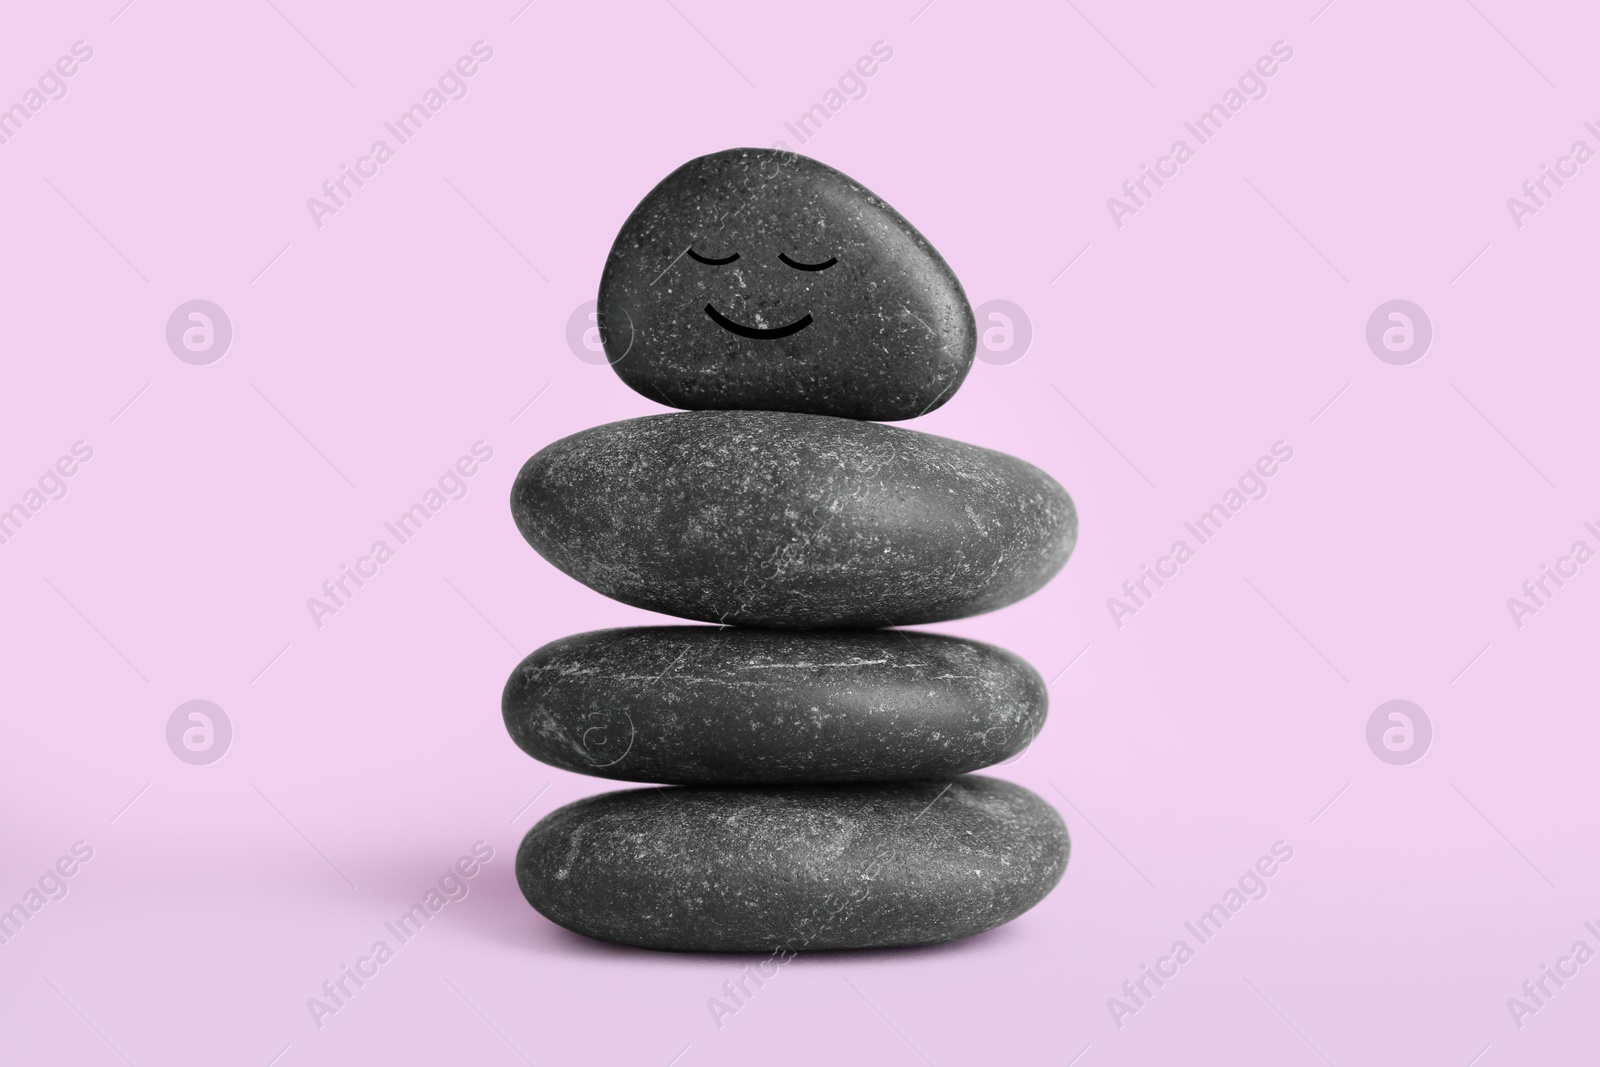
503 149 1078 952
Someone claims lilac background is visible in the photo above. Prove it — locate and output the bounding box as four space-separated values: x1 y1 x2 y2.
2 1 1597 1064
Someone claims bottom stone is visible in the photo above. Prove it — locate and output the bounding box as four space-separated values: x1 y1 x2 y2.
516 776 1069 952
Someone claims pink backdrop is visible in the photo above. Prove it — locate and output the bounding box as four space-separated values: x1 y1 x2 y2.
2 1 1596 1064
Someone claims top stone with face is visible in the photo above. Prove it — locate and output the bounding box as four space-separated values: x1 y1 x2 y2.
597 149 976 422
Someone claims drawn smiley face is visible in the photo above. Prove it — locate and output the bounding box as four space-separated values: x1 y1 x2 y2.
596 148 976 422
686 247 838 340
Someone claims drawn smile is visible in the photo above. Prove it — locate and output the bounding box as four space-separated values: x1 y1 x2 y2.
704 303 814 340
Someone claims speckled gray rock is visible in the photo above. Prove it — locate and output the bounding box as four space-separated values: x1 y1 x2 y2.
517 776 1068 951
502 627 1045 784
597 148 976 421
510 410 1076 628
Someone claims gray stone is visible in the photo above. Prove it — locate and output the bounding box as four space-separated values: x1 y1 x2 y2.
516 776 1068 951
597 148 976 421
509 410 1077 628
502 627 1046 784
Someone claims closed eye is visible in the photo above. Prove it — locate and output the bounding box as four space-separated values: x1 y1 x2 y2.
779 253 837 271
687 248 739 265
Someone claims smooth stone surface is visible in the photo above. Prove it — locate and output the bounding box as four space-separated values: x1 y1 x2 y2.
517 776 1069 951
597 148 976 421
510 410 1076 629
502 627 1046 784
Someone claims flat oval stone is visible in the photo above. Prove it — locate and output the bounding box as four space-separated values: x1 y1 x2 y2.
597 148 976 421
517 776 1068 951
502 627 1046 784
510 410 1076 628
